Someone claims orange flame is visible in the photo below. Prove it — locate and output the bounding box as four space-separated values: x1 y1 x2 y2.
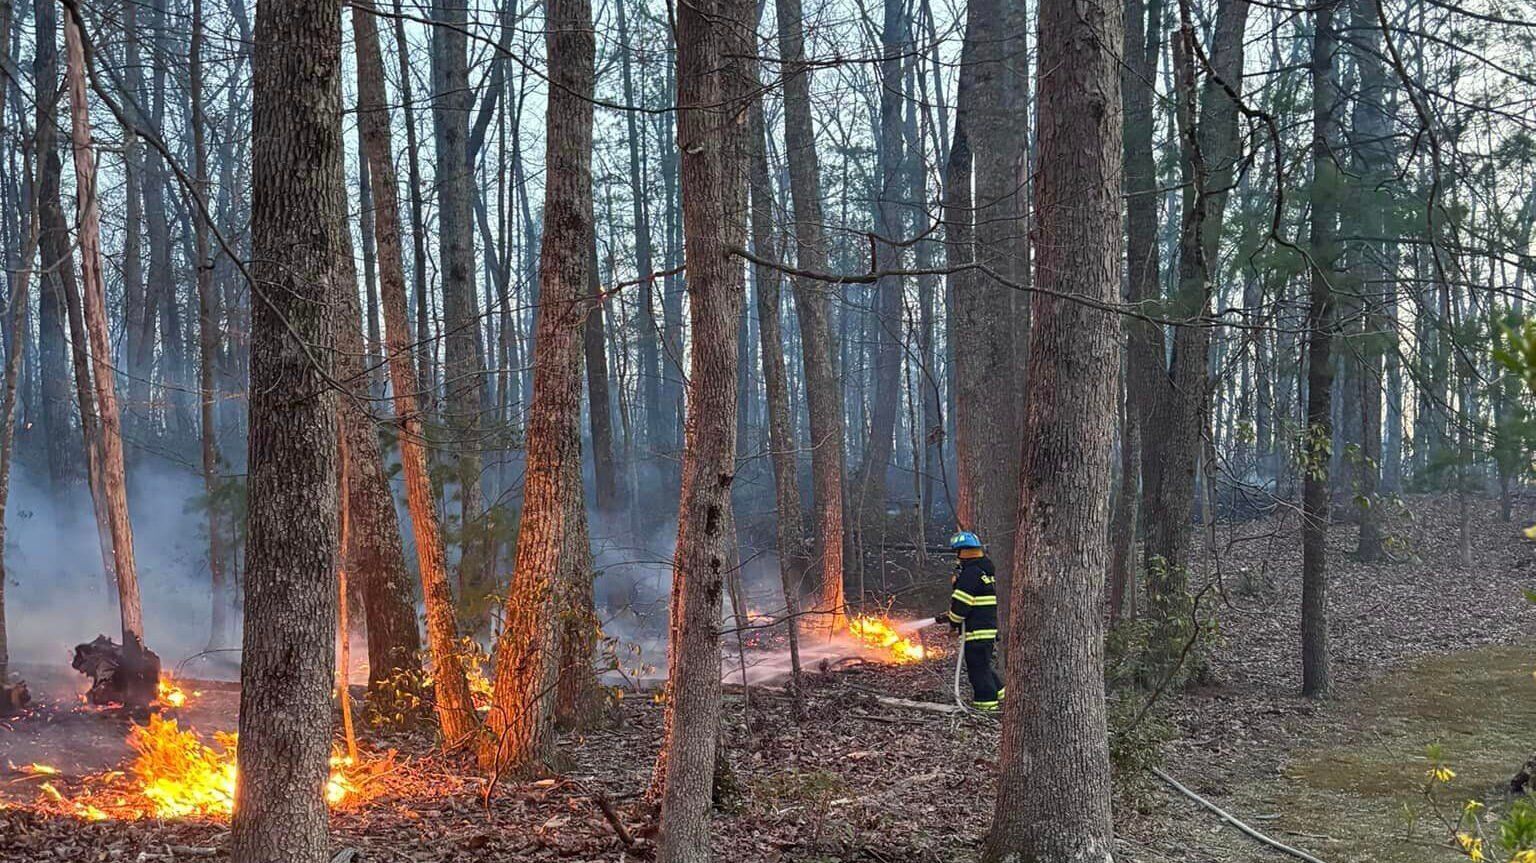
848 615 928 664
110 715 356 819
153 676 197 709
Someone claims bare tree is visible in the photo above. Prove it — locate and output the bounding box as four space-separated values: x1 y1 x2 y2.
432 0 488 583
749 90 806 696
1109 0 1164 621
651 0 750 853
776 0 847 630
985 0 1122 851
1302 0 1342 699
63 0 149 695
221 0 344 853
484 0 599 770
353 0 479 744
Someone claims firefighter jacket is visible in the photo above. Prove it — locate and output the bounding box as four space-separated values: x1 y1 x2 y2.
946 555 998 641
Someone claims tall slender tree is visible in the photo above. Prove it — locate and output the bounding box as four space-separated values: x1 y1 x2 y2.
652 0 749 849
227 0 343 849
1302 0 1342 698
776 0 847 629
63 0 147 689
353 0 479 744
985 0 1122 849
484 0 599 770
431 0 487 560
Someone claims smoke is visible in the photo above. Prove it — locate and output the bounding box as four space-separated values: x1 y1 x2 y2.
5 464 229 678
586 509 792 686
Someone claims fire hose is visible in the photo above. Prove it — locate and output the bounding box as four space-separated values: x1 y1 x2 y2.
951 623 967 710
919 623 1330 861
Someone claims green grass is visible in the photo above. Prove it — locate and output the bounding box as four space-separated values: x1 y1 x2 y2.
1225 646 1536 862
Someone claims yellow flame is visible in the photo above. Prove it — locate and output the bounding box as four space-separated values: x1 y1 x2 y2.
154 676 193 709
848 616 928 664
124 715 355 819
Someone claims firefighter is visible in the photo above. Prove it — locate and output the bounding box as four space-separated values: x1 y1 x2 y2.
934 531 1004 710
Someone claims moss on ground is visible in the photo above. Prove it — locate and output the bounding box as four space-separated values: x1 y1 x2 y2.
1223 645 1536 863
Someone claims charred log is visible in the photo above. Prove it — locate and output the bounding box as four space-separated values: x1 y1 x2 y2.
71 634 161 709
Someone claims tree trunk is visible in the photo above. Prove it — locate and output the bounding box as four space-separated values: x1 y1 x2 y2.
1350 0 1389 562
585 241 619 513
188 0 231 649
748 81 806 699
1143 0 1250 580
484 0 598 770
616 0 663 479
391 0 437 416
855 0 908 528
431 0 488 605
229 0 344 852
145 0 192 445
353 0 479 745
63 2 146 665
776 0 846 630
1111 0 1163 623
954 0 1025 591
984 0 1122 851
332 132 424 691
1302 0 1341 699
0 151 38 688
35 0 76 495
653 0 748 849
121 0 148 449
943 19 977 530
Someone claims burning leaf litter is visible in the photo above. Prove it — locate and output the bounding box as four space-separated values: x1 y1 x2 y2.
152 676 196 710
847 615 931 664
23 715 373 821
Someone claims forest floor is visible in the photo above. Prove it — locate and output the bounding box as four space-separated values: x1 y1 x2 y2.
0 493 1532 862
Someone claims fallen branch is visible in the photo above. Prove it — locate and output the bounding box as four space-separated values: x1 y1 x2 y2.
593 790 637 848
1150 767 1332 863
869 695 963 716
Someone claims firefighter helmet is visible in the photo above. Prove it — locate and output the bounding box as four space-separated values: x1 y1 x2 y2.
949 531 983 550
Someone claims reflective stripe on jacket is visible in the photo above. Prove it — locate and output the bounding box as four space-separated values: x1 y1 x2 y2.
947 555 998 641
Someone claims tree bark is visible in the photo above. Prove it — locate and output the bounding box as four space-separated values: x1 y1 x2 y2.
748 78 806 699
585 241 619 513
984 0 1122 850
1302 0 1341 699
855 0 908 527
954 0 1026 590
653 0 749 849
0 150 37 688
484 0 598 770
431 0 488 602
1143 0 1250 583
35 0 76 494
391 0 437 416
616 0 664 475
353 0 479 745
1110 0 1164 622
1350 0 1389 562
229 0 344 852
189 0 231 649
776 0 847 630
333 152 424 690
145 0 192 444
63 2 146 663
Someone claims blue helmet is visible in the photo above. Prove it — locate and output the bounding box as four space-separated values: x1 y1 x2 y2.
949 531 983 551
